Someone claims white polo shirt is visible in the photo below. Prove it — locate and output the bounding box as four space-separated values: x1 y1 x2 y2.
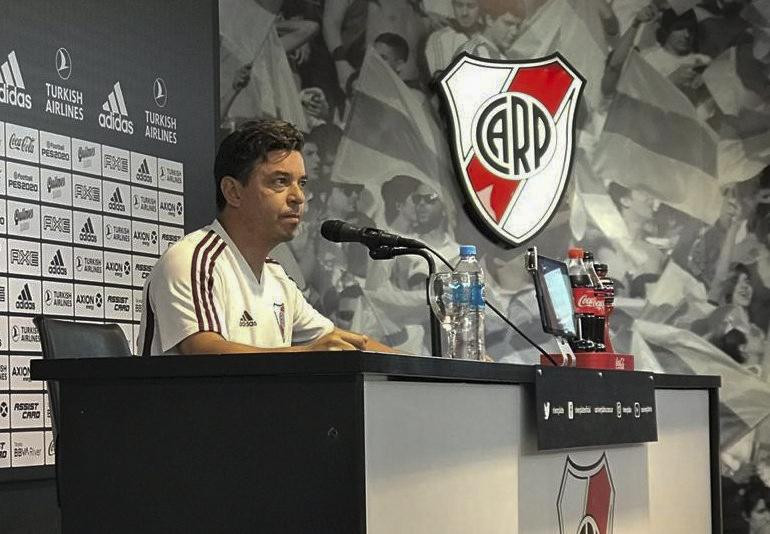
137 219 334 355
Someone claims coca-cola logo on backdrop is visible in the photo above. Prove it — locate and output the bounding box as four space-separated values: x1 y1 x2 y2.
9 134 35 153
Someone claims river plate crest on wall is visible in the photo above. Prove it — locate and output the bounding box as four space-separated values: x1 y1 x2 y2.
437 53 584 247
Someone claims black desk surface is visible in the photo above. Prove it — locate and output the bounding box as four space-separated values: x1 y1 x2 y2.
31 352 720 390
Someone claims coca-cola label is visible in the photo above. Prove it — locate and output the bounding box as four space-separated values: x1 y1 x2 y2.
5 123 39 163
572 288 604 316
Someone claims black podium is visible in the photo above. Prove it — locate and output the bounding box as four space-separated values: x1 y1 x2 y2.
32 353 720 533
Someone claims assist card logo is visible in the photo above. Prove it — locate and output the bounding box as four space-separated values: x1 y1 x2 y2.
437 53 583 247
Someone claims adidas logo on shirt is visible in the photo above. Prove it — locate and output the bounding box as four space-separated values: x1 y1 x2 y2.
79 217 97 243
108 187 127 212
135 159 153 183
16 283 35 311
98 81 134 134
239 310 257 327
0 50 32 109
48 249 68 276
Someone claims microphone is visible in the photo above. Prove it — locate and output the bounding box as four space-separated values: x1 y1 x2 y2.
321 220 425 250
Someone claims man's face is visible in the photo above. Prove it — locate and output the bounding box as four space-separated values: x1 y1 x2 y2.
453 0 480 29
397 193 418 226
327 183 361 217
236 149 306 244
624 189 657 221
666 27 694 55
373 42 404 75
485 13 522 51
733 272 753 308
302 142 321 180
412 184 443 232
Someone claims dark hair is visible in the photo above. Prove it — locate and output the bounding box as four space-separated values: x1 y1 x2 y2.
214 119 304 210
381 175 421 225
629 273 659 299
308 123 343 162
479 0 524 19
655 9 698 49
722 263 751 304
755 213 770 248
374 32 410 62
606 181 630 210
715 328 748 364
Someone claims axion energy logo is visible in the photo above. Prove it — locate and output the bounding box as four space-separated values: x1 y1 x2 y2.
437 53 583 246
557 454 615 534
99 81 134 134
0 50 32 109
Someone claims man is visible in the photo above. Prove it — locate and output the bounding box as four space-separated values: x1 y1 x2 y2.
424 0 482 76
455 1 523 60
373 32 410 78
137 120 392 355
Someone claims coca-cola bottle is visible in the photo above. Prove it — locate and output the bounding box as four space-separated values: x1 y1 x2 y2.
595 262 614 353
583 251 606 351
566 247 596 352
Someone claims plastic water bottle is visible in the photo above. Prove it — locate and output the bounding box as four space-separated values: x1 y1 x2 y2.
450 245 486 360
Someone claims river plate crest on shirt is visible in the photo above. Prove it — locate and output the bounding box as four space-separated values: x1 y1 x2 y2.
437 52 584 247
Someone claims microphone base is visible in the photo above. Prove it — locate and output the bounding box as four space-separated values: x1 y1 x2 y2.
540 352 634 371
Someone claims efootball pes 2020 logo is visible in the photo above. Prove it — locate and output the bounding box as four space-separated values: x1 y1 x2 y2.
557 454 615 534
437 53 584 247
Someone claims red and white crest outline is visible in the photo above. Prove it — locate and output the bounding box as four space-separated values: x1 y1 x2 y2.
437 52 585 247
557 453 615 534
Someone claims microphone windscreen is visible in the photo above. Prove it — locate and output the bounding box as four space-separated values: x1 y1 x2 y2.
320 219 346 242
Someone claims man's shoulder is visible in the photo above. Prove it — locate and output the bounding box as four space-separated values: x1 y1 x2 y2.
264 257 293 282
154 226 223 273
456 36 503 60
427 25 461 44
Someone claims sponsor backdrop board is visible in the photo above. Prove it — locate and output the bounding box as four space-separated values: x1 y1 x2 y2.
0 0 217 471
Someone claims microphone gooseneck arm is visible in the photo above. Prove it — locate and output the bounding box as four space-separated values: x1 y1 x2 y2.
368 246 442 358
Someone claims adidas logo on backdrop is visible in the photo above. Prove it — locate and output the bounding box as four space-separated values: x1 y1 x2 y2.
0 50 32 109
98 81 133 134
108 187 126 212
135 159 153 183
48 249 68 276
16 283 35 311
79 217 97 243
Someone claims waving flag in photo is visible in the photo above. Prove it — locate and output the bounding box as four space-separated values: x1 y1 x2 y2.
594 51 723 224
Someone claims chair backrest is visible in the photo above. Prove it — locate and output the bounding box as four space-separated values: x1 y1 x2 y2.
34 315 133 360
33 315 133 443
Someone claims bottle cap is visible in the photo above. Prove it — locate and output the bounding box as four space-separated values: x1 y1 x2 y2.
567 247 583 259
459 245 477 256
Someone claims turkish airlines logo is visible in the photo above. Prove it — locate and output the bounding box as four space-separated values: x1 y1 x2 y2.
56 47 72 80
557 454 614 534
0 50 32 109
437 53 584 246
98 81 134 134
153 77 167 108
